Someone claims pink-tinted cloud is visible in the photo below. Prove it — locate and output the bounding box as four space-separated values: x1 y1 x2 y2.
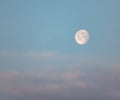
0 51 120 100
0 71 20 80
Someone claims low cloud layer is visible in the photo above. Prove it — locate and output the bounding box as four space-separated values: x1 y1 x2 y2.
0 51 120 100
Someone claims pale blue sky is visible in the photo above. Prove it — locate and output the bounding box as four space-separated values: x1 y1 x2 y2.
0 0 120 56
0 0 120 100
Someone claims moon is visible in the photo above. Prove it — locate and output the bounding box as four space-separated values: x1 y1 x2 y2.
75 29 89 45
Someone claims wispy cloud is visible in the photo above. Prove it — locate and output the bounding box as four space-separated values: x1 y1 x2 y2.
0 51 120 100
0 71 19 80
0 65 120 100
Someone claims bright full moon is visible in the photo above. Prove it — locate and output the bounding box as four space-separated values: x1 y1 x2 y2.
75 29 89 45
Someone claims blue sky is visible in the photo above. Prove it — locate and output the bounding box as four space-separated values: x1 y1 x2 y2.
0 0 120 100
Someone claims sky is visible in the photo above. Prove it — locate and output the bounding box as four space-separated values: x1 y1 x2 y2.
0 0 120 100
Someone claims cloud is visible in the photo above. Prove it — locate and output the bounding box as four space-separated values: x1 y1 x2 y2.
0 51 18 57
0 51 120 100
0 50 73 60
1 65 120 100
0 71 19 80
23 51 57 59
106 91 120 98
